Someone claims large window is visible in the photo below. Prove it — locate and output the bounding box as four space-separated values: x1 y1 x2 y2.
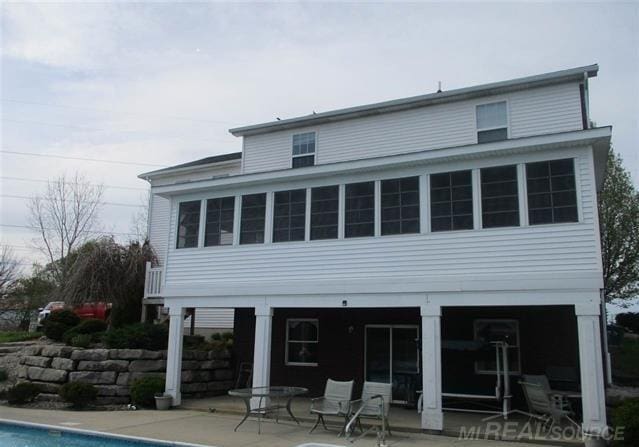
430 170 473 232
476 101 508 143
526 159 578 225
481 165 519 228
286 319 319 366
240 193 266 244
204 197 235 246
273 189 306 242
311 185 339 240
176 201 201 249
474 319 521 375
345 181 375 238
292 132 315 168
381 177 420 235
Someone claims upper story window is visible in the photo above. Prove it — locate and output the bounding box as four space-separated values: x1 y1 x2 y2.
526 159 578 225
240 193 266 244
273 189 306 242
292 132 315 168
476 101 508 144
345 181 375 238
430 170 473 232
176 201 201 249
481 165 519 228
204 196 235 247
381 176 420 235
311 185 339 240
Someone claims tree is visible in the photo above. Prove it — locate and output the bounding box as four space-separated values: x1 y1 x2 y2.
0 245 19 294
28 173 104 287
130 191 150 242
598 148 639 303
62 238 156 327
1 267 55 330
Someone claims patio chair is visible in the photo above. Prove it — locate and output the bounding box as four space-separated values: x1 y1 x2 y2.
519 376 575 430
345 381 392 440
309 379 354 435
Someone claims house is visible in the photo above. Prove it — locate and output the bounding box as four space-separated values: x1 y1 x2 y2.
139 64 611 436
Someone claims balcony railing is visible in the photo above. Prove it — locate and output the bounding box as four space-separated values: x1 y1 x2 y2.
144 262 163 298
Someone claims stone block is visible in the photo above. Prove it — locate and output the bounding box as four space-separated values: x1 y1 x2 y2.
213 369 233 381
181 382 207 393
208 349 231 360
200 360 229 370
24 356 51 367
116 372 165 386
109 349 162 360
68 371 117 384
71 349 109 361
16 365 28 378
128 359 166 372
95 385 131 397
30 381 62 393
27 367 67 383
51 357 75 371
78 360 129 372
207 381 234 392
180 360 199 370
23 346 42 356
36 393 64 402
41 346 73 358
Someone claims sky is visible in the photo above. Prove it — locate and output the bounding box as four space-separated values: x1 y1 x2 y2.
1 2 638 283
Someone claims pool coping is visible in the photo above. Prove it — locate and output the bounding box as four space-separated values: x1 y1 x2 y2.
0 418 214 447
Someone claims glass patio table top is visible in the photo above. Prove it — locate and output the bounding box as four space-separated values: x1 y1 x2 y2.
228 386 308 398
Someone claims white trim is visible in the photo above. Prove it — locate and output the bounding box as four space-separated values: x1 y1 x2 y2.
285 318 319 367
197 199 206 248
517 164 529 227
420 175 429 233
338 184 345 240
232 194 241 246
304 188 312 241
374 180 381 237
264 192 273 244
472 169 481 230
475 99 510 143
291 131 317 168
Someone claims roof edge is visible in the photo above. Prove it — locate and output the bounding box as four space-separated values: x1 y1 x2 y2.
139 152 241 180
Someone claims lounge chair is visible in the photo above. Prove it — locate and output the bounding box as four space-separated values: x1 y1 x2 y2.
345 381 392 440
519 375 575 429
309 379 354 435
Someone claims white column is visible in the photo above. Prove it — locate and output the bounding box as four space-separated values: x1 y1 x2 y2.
576 303 608 435
251 305 273 409
165 306 185 406
421 304 443 431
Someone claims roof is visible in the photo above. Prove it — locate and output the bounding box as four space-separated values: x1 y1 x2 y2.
139 152 241 179
229 64 599 137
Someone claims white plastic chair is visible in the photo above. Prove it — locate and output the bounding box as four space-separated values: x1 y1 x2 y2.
519 375 575 429
345 381 393 440
309 379 354 435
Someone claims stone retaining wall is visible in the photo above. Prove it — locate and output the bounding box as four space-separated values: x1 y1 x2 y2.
17 345 234 405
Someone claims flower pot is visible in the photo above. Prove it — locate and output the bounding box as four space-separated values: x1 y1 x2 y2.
154 395 172 411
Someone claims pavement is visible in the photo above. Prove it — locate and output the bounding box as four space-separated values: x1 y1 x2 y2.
0 406 562 447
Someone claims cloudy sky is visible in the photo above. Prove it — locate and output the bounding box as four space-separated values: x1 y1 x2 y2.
1 2 638 274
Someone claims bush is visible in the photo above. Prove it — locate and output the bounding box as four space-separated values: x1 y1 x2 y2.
130 376 165 408
59 382 98 408
43 310 81 341
0 369 7 382
613 398 639 446
183 335 205 349
63 319 108 345
70 334 92 348
103 323 168 350
7 382 41 404
617 313 639 334
43 321 70 342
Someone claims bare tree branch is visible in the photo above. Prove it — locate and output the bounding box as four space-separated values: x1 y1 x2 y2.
0 245 20 293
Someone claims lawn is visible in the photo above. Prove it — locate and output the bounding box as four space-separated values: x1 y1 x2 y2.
0 331 42 343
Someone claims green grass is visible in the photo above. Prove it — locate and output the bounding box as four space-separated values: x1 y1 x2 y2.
612 338 639 382
0 331 42 343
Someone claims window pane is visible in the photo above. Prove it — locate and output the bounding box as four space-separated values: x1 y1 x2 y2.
474 320 520 374
526 159 577 225
292 132 316 155
240 193 266 244
476 102 507 129
273 189 306 243
345 181 375 238
287 342 318 364
205 197 234 247
176 201 201 249
430 170 473 232
481 165 519 228
311 185 338 240
292 155 314 168
381 176 420 235
478 128 508 143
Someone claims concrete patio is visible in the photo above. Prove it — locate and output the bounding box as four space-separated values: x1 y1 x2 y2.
1 405 572 447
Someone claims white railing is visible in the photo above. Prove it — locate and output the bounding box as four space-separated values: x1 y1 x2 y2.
144 261 163 298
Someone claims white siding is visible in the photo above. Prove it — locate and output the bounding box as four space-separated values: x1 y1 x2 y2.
164 149 601 291
149 194 171 266
242 82 583 174
184 308 234 329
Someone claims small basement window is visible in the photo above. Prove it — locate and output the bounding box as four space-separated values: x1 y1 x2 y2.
474 319 521 375
292 132 316 168
286 319 319 366
176 201 201 249
476 101 508 143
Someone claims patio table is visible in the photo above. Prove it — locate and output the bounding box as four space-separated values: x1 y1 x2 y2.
228 386 308 433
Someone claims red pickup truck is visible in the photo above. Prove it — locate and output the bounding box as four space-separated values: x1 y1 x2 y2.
37 301 112 327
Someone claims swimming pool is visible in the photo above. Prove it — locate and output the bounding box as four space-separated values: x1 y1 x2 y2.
0 420 209 447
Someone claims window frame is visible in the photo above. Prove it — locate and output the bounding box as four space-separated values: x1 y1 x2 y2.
310 185 339 241
291 131 317 169
344 181 376 238
285 318 319 367
380 176 420 236
480 164 520 229
525 158 579 226
475 100 510 144
473 319 521 375
204 196 235 247
239 192 267 245
176 200 202 249
272 188 307 243
429 170 473 232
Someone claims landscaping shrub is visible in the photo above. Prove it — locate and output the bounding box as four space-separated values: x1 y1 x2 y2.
7 382 41 404
0 369 7 382
613 398 639 446
210 332 233 350
59 382 98 408
183 335 205 349
616 313 639 334
70 333 92 348
130 376 165 408
43 310 81 341
103 323 168 350
63 319 108 345
43 321 70 342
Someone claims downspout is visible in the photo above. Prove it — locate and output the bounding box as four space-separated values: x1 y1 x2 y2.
600 290 613 386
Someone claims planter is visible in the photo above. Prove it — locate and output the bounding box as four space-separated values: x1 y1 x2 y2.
154 394 172 411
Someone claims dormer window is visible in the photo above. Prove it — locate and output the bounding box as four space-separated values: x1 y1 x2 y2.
476 101 508 143
292 132 315 168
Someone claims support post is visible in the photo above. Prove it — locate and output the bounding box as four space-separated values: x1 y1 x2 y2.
421 304 443 431
576 303 608 436
251 305 273 410
165 306 185 406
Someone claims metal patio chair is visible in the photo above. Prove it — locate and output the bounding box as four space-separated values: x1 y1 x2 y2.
519 376 575 430
309 379 354 435
345 381 392 441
